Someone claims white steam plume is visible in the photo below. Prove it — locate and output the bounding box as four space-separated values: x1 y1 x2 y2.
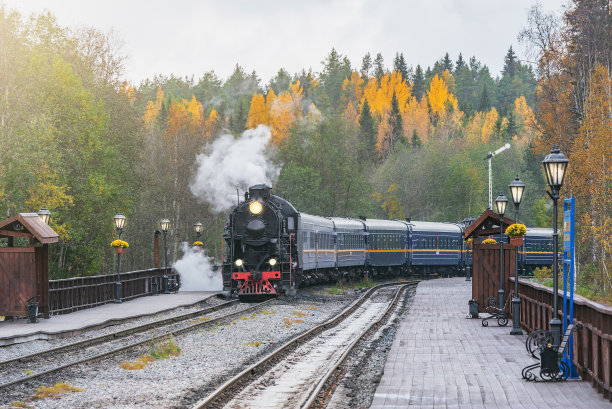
190 125 281 213
173 243 222 291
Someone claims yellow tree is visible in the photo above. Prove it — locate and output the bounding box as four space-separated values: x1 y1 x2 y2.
142 86 164 128
246 94 270 128
403 96 431 145
513 95 539 145
269 81 303 145
26 165 74 242
373 184 404 219
204 109 221 141
342 71 364 104
481 108 499 143
362 72 411 119
569 64 612 289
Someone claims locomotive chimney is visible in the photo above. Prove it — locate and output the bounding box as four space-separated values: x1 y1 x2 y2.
249 184 271 201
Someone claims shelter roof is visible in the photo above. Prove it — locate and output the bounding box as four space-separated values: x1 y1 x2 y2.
463 209 515 240
0 213 59 244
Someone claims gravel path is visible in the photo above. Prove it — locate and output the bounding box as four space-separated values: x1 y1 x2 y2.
0 288 362 409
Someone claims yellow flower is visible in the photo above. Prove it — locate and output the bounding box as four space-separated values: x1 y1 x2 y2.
193 241 203 246
110 240 129 248
505 223 527 237
482 238 497 244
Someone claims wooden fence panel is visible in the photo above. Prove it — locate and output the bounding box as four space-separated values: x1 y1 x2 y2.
515 278 612 401
48 268 178 315
471 242 515 312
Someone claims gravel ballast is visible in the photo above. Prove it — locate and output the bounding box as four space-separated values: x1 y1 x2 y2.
0 287 365 409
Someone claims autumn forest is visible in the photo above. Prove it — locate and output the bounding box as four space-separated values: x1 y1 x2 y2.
0 2 610 300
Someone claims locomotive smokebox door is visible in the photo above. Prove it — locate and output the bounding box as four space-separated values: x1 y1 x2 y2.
540 344 559 373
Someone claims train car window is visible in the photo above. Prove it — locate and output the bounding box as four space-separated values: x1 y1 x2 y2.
287 217 295 231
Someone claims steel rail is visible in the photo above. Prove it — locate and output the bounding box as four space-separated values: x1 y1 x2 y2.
0 299 273 391
191 281 418 409
302 283 412 408
0 299 239 368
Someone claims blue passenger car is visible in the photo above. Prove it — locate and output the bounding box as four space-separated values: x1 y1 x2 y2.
364 219 409 272
410 221 463 275
328 217 367 272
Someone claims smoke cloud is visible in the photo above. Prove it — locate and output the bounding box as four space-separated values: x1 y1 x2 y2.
190 125 281 213
173 243 223 291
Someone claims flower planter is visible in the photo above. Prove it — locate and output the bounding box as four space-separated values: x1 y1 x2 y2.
510 236 524 246
115 247 124 255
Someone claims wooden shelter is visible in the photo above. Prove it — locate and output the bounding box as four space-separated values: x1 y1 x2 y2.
0 213 58 318
464 209 517 313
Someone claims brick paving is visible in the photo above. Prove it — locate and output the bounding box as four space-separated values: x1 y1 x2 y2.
371 278 611 408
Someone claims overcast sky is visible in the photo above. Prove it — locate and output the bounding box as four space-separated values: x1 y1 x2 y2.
3 0 565 86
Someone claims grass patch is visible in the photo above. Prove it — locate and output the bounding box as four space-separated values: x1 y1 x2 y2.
291 311 308 317
327 286 346 295
306 305 318 310
24 370 33 375
34 383 84 400
282 317 293 328
189 316 211 325
244 341 261 347
261 309 276 315
10 402 33 408
355 277 375 289
120 336 181 370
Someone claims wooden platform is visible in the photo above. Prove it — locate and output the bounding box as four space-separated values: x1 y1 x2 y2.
371 278 611 408
0 292 219 346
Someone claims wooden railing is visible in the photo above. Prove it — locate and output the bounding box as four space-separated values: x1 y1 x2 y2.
513 277 612 401
49 268 179 314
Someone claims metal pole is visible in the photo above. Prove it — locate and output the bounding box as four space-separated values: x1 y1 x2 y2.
488 158 492 209
163 230 169 294
114 229 122 303
550 195 562 347
510 206 522 335
498 221 504 309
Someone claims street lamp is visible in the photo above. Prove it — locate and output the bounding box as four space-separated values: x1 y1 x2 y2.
509 175 525 335
542 145 569 347
38 207 51 225
160 218 171 294
495 193 508 310
113 213 127 303
193 221 203 241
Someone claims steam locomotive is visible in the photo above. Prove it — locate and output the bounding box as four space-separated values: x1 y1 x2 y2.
222 185 553 298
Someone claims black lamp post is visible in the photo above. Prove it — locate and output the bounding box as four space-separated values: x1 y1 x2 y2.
495 193 508 310
38 207 51 225
542 145 569 347
193 221 203 242
113 213 126 304
509 175 525 335
160 218 171 294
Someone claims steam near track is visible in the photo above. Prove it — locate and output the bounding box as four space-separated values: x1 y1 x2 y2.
173 243 222 291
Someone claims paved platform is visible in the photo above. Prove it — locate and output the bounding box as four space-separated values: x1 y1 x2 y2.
371 278 611 409
0 292 218 346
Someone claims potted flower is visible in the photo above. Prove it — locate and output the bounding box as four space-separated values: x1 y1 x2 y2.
193 241 203 250
505 223 527 246
482 238 497 245
110 239 129 254
465 237 473 248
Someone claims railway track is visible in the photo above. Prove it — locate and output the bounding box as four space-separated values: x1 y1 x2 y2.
0 298 273 391
191 282 417 409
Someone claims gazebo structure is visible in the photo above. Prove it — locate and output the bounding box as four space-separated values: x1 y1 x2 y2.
463 209 516 313
0 213 59 319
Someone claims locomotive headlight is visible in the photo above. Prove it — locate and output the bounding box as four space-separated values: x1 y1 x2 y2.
234 259 243 267
249 201 263 215
269 258 277 266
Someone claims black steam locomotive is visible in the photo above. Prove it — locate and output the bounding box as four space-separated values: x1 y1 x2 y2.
222 185 554 298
